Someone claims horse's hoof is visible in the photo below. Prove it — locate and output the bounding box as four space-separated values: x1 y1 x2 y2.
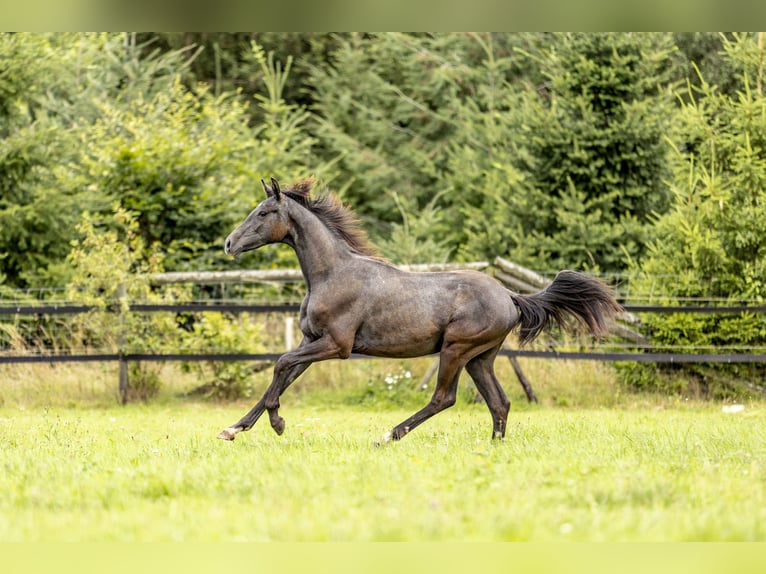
217 427 238 441
271 417 285 436
374 430 393 447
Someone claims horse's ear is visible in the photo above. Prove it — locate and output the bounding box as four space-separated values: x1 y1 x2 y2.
261 179 272 198
270 178 281 201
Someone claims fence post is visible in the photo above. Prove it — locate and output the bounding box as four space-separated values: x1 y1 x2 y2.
285 316 295 350
117 282 129 404
507 356 538 404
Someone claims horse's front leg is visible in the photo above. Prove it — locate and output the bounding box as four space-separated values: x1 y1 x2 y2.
217 396 267 440
216 362 309 441
218 335 346 440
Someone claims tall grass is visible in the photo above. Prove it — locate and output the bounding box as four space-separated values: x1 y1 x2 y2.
0 355 659 412
3 359 762 541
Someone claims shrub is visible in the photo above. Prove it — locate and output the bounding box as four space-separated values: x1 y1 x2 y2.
66 206 190 401
180 312 268 400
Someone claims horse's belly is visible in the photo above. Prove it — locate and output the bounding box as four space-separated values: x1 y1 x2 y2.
352 320 443 358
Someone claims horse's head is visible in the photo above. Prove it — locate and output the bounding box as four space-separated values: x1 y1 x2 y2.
224 178 291 256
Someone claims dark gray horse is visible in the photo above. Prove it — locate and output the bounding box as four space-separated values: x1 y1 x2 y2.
219 178 622 442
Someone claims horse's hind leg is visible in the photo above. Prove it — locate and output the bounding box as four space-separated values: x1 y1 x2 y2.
466 346 510 440
382 371 462 443
381 342 473 443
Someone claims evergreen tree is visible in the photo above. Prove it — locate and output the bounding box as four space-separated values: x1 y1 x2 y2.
145 33 343 115
0 34 84 286
443 33 676 271
626 33 766 397
57 41 335 275
0 33 201 286
306 32 539 256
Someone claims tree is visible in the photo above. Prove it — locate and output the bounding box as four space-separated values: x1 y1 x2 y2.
0 34 80 287
0 33 201 287
625 33 766 398
306 32 543 259
63 78 256 272
145 33 343 114
442 33 676 271
66 205 189 401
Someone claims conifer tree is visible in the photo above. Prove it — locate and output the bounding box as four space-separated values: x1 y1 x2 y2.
626 33 766 397
443 33 676 271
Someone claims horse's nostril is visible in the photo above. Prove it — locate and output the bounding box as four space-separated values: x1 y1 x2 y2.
224 237 231 254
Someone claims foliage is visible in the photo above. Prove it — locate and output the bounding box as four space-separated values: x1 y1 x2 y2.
65 79 255 273
307 33 491 235
0 33 209 288
672 33 742 100
5 32 766 397
66 206 190 401
0 33 342 287
623 33 766 398
434 33 538 263
71 40 341 275
145 33 344 118
64 206 272 401
0 32 739 285
306 33 677 271
345 366 419 407
442 33 676 270
375 190 453 263
180 311 268 400
0 34 78 287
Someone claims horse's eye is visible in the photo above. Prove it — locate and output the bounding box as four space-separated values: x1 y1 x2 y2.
258 211 269 217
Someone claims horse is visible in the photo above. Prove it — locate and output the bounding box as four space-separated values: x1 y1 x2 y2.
219 177 622 443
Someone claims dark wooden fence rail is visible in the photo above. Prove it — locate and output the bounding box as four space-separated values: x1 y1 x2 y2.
3 261 766 402
5 301 766 316
3 301 766 364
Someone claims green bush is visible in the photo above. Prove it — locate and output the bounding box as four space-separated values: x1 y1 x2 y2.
66 206 189 401
180 312 268 400
443 33 675 270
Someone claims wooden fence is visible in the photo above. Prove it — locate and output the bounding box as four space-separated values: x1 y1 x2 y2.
2 260 766 402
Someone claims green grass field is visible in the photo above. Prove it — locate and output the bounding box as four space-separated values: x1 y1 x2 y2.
2 385 765 541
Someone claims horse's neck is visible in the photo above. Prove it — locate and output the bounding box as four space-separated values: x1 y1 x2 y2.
286 204 349 287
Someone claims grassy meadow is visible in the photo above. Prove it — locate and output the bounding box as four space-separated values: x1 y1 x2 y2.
1 360 765 542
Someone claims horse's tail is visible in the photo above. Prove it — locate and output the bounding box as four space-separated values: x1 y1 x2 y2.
509 270 623 346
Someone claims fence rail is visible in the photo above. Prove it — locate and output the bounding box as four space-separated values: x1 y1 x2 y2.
2 301 765 365
5 349 766 366
3 261 766 402
5 301 766 316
